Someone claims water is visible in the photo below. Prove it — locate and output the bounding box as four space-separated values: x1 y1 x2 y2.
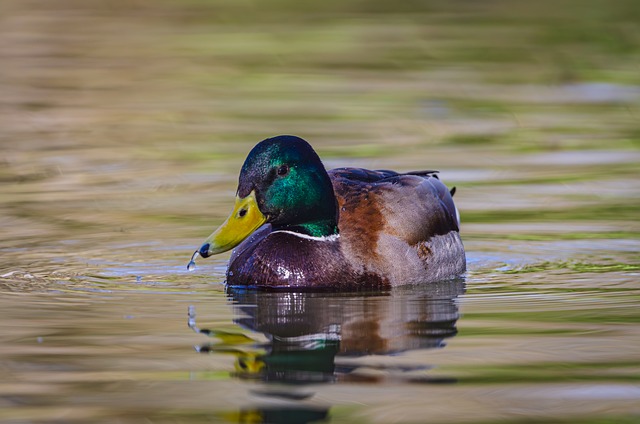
188 251 200 272
1 0 640 423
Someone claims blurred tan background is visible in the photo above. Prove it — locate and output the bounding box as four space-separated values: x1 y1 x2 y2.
1 0 638 275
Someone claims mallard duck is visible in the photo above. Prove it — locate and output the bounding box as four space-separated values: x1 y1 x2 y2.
190 135 465 290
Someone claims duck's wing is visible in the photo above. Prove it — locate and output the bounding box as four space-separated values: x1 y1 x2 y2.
329 167 459 248
329 167 438 183
329 167 465 285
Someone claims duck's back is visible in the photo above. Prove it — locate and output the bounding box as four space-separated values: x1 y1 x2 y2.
329 167 466 286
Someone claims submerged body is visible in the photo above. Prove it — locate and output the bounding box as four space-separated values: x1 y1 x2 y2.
192 136 465 290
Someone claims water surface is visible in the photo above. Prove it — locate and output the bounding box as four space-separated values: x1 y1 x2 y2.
1 1 639 423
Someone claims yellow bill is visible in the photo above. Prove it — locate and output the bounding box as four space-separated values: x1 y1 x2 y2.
198 190 266 257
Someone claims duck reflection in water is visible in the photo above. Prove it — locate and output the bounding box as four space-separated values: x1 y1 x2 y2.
189 279 464 386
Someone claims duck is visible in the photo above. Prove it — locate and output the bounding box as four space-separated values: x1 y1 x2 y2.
190 135 465 290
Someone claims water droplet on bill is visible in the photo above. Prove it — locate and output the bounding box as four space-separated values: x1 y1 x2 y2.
187 250 199 271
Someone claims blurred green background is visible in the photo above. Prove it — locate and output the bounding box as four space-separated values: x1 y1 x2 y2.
1 0 638 249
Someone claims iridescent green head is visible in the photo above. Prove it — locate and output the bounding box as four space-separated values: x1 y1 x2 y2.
198 135 338 258
239 135 338 236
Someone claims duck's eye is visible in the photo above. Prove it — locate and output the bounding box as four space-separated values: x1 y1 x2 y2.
276 165 289 176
